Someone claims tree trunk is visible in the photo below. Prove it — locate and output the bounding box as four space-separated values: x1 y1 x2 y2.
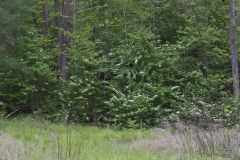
55 0 63 46
62 0 72 48
59 0 73 80
41 2 49 35
229 0 240 101
55 0 68 80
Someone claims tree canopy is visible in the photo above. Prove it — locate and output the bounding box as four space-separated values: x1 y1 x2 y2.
0 0 239 128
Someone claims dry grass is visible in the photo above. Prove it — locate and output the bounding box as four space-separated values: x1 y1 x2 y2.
130 129 181 153
129 126 240 159
189 128 240 159
0 134 24 160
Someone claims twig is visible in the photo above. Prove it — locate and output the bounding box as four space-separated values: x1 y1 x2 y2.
4 108 21 119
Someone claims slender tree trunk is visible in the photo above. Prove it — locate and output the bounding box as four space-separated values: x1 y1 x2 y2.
55 0 63 47
123 4 127 31
55 0 69 80
229 0 240 101
42 2 49 35
60 0 73 80
62 0 72 48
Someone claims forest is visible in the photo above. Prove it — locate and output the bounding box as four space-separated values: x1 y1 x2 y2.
0 0 240 159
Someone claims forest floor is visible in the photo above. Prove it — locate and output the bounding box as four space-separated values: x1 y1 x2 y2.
0 118 238 160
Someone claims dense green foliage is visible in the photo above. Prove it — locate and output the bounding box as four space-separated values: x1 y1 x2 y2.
0 0 239 128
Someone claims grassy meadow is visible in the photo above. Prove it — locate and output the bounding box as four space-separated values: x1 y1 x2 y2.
0 118 238 160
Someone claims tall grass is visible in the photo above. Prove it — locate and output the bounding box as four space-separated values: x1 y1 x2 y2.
130 123 240 159
0 119 159 160
185 128 240 159
0 119 239 160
